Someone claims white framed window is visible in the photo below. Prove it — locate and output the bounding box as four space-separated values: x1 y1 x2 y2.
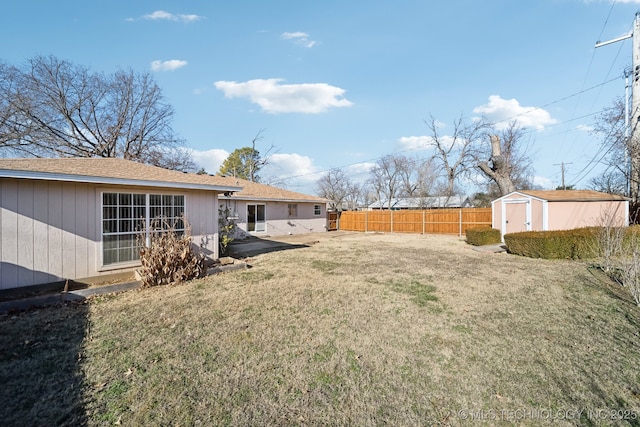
288 203 298 217
314 204 322 216
101 192 185 266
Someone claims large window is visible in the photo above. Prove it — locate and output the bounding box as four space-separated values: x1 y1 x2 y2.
102 192 185 266
288 203 298 217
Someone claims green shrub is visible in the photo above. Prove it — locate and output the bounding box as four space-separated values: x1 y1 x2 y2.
218 206 237 255
465 227 501 246
504 227 599 260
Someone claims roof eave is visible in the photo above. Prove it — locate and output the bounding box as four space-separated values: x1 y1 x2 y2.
0 169 242 193
221 195 329 203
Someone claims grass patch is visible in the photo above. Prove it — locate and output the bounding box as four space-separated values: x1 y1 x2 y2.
382 278 438 306
3 232 640 425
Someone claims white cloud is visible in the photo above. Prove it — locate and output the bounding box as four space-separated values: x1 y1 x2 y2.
214 78 353 114
136 10 203 23
260 153 324 192
397 136 432 151
473 95 558 130
532 175 554 189
281 31 316 48
576 124 594 133
190 148 229 174
268 153 319 178
151 60 188 72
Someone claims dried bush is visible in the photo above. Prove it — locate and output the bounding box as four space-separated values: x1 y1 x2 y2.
593 209 627 272
620 244 640 306
137 217 205 287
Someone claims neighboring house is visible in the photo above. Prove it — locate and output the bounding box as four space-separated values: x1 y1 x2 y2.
218 177 329 238
0 158 241 290
492 189 629 240
368 196 471 210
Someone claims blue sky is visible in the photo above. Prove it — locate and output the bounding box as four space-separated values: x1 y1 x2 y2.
2 0 640 195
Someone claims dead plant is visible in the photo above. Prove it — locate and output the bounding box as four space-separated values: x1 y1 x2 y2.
137 216 205 287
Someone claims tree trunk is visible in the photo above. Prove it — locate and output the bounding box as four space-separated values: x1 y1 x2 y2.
477 135 516 196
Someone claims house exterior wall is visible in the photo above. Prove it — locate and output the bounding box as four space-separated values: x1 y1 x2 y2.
221 199 327 237
1 178 220 290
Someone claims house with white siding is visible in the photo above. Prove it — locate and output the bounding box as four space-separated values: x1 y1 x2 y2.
0 158 241 290
218 177 330 238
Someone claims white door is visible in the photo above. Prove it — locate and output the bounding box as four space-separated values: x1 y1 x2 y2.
504 201 530 234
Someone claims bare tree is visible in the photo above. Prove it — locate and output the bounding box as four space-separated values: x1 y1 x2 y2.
589 169 627 195
369 154 408 208
425 114 491 198
592 97 633 198
476 121 533 196
316 168 352 210
344 181 366 210
406 157 438 198
0 56 194 171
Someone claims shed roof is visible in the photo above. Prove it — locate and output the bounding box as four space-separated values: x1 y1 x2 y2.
219 176 329 203
513 190 628 202
0 157 242 192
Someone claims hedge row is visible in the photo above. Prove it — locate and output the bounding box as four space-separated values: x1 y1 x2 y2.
503 228 602 259
465 227 502 246
504 226 640 260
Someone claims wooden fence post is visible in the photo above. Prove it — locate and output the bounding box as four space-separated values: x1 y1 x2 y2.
391 210 394 233
459 208 462 237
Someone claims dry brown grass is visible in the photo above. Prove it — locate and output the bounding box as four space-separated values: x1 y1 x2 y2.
2 232 640 426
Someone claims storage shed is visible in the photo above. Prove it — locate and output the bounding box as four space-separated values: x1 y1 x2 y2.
492 190 629 240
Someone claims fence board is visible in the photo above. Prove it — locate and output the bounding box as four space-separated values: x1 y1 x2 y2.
337 208 492 236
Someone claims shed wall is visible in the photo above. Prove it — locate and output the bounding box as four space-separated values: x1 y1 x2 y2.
547 200 627 230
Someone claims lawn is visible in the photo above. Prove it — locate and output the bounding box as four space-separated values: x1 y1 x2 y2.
2 232 640 426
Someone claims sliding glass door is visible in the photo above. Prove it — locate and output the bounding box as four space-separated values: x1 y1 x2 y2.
247 204 266 232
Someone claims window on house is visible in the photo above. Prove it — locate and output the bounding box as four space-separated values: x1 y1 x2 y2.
102 192 185 266
314 204 322 216
288 203 298 217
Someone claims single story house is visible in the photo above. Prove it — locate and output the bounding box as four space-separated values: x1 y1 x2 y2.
492 189 629 240
368 196 471 210
0 158 241 290
218 177 329 238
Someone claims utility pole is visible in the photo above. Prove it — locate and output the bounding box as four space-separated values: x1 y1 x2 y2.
595 12 640 202
554 162 573 190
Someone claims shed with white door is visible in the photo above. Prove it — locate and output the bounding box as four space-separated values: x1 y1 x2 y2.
492 190 629 241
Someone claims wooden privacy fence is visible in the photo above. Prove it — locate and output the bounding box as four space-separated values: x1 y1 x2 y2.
337 208 492 236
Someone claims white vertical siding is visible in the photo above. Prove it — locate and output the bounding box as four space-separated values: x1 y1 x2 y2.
0 179 99 289
1 179 19 288
17 179 34 286
47 182 64 281
74 184 90 278
1 179 223 289
33 182 50 285
61 184 77 280
187 190 219 260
